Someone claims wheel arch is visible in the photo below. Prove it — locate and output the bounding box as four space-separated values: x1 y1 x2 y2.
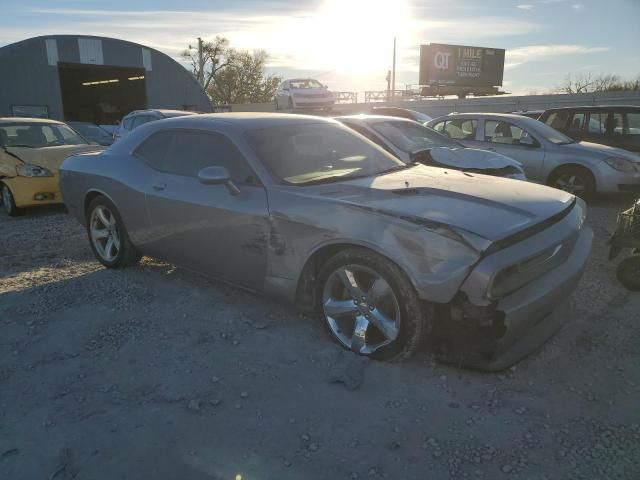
546 163 597 191
294 240 420 310
83 189 119 222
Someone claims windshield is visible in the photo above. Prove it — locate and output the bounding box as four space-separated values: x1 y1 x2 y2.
289 79 324 89
533 121 575 144
0 123 89 148
70 123 111 139
246 123 407 185
370 120 460 153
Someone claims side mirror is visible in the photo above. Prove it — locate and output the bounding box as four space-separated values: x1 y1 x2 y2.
197 166 240 195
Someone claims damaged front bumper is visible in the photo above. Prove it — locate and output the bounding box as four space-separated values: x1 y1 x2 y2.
436 214 593 371
2 174 62 208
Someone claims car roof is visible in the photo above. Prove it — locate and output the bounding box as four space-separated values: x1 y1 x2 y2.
0 117 64 125
150 112 338 131
125 109 198 117
335 114 415 123
433 112 546 128
543 105 640 112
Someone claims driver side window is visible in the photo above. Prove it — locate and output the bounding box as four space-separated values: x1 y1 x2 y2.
485 120 532 146
135 130 256 184
437 119 478 140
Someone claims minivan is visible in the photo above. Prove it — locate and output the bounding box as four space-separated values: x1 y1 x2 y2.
539 105 640 153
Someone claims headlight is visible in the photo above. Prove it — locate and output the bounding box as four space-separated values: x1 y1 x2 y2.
604 157 637 173
16 164 54 177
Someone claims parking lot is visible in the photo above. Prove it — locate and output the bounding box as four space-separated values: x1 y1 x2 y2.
1 198 638 480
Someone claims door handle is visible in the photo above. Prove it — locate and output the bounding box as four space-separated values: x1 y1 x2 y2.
152 183 166 191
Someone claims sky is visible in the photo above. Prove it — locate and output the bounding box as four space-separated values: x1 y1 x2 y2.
1 0 639 96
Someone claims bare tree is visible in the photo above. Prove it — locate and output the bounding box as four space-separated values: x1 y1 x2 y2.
558 72 640 93
559 72 594 94
181 36 231 92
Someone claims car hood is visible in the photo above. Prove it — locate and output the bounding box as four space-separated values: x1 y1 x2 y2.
1 145 104 173
429 147 523 170
304 165 575 244
562 141 640 162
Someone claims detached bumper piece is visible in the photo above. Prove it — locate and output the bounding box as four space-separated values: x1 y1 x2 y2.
435 226 593 372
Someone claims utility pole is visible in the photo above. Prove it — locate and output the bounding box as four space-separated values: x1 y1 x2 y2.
197 37 204 87
386 70 391 103
391 37 396 102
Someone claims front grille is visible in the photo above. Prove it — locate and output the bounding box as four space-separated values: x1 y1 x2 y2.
491 241 571 297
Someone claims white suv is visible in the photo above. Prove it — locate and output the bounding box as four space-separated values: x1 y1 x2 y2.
114 109 198 142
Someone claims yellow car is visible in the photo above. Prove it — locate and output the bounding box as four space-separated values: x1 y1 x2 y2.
0 118 103 216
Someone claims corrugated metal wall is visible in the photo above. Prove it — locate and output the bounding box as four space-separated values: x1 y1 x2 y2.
0 35 212 120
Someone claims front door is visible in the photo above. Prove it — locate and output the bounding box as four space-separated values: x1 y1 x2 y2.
475 119 547 181
137 129 270 290
582 111 611 146
609 111 640 153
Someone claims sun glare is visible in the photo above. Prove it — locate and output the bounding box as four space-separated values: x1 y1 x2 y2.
300 0 411 75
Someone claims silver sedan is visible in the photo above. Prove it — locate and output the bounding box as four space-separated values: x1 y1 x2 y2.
336 115 526 180
428 113 640 197
60 113 593 371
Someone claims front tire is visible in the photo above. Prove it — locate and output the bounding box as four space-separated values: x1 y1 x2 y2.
316 248 429 361
1 183 22 217
86 196 141 268
616 256 640 291
548 166 595 199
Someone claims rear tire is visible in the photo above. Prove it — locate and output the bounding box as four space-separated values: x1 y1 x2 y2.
616 256 640 291
316 248 429 361
547 166 595 199
86 196 141 268
1 183 22 217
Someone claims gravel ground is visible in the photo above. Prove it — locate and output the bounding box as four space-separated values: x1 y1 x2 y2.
1 199 639 480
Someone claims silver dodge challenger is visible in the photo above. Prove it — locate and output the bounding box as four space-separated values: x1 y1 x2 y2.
60 113 593 371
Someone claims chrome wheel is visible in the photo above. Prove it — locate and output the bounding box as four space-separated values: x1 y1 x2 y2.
89 205 120 262
322 264 401 354
554 173 586 195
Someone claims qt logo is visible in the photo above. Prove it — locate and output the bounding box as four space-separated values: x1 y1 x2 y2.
434 51 451 70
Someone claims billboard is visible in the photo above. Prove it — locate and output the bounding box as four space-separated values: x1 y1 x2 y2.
419 44 505 87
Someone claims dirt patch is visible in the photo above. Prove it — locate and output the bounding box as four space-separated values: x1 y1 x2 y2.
1 200 639 480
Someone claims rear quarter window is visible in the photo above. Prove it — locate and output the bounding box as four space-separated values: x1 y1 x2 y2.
544 111 571 130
